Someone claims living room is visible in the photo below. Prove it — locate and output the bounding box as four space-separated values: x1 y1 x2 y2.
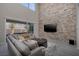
0 3 79 56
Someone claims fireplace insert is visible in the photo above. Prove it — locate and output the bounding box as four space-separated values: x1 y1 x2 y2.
69 39 76 45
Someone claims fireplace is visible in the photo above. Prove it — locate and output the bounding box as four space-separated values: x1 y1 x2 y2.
69 39 76 45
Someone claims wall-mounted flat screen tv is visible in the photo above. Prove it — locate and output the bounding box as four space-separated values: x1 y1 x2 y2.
44 24 57 32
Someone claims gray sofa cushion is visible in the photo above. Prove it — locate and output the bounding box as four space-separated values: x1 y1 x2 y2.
30 46 45 56
23 40 38 50
8 35 31 56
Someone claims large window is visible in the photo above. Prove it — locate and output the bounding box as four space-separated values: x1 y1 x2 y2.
6 22 27 34
22 3 36 11
6 20 34 34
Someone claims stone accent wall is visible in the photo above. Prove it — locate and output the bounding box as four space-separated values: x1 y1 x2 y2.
39 3 76 42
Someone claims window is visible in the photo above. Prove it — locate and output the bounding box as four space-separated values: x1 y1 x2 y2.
6 22 27 34
22 3 36 11
6 20 34 34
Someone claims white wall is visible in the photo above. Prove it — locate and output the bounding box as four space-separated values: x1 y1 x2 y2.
0 3 39 48
76 4 79 49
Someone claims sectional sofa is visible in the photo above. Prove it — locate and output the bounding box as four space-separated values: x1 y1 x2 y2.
6 34 46 56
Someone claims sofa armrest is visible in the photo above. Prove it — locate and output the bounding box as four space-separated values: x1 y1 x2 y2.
30 46 46 56
6 37 22 56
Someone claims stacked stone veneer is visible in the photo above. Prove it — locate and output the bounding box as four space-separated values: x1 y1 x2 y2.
38 3 76 42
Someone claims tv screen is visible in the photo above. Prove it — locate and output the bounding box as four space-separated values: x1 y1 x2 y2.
44 24 57 32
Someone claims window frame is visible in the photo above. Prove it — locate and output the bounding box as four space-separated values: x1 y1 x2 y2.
22 3 36 11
